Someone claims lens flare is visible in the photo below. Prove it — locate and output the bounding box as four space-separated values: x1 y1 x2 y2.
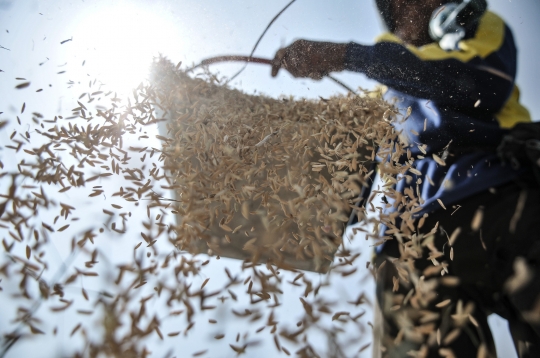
70 4 178 95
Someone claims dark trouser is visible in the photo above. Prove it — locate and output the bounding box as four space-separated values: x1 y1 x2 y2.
376 178 540 357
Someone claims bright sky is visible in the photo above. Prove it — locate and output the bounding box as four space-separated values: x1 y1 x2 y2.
1 0 538 116
1 0 539 357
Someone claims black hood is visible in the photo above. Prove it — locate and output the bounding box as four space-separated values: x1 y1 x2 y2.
375 0 395 32
375 0 487 34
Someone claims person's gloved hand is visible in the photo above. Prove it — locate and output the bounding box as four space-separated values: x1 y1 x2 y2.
271 40 348 80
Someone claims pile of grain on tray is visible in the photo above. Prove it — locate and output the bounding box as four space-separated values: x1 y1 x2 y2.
151 57 396 272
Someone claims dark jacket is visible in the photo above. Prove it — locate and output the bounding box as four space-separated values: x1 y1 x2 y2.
343 11 531 238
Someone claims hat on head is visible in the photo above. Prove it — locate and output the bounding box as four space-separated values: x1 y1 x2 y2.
374 0 487 34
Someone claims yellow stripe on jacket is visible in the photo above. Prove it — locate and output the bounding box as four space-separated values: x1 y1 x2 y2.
375 11 531 128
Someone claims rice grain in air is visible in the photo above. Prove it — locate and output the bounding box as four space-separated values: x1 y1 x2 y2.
0 51 456 356
437 199 446 210
471 207 484 231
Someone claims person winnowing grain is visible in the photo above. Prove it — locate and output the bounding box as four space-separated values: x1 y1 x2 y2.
272 0 540 356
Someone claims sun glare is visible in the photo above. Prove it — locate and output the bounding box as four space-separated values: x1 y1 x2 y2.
70 3 178 96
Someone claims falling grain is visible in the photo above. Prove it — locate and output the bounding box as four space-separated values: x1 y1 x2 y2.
433 154 446 166
471 207 483 231
0 54 438 357
15 82 30 89
70 323 81 337
437 199 446 210
201 278 209 289
436 299 451 308
448 227 461 246
468 314 479 327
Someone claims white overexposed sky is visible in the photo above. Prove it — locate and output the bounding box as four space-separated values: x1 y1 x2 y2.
1 0 538 357
1 0 538 116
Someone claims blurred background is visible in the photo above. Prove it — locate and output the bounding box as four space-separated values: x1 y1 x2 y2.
0 0 538 357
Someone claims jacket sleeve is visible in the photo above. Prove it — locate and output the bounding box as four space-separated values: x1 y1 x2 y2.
344 12 517 120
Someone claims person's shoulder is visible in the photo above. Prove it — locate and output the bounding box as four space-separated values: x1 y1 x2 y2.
446 10 511 60
373 11 511 63
481 10 508 28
